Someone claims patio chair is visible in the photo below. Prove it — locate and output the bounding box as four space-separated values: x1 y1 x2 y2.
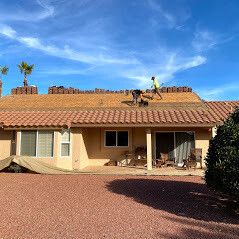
183 148 202 169
160 153 175 167
127 147 147 167
118 151 133 166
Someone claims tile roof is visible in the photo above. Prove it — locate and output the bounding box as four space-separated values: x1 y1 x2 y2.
0 92 238 128
205 101 239 122
0 107 232 128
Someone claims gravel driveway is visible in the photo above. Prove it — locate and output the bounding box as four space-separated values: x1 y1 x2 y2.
0 174 238 239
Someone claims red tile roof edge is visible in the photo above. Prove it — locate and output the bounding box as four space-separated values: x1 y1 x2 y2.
0 101 238 128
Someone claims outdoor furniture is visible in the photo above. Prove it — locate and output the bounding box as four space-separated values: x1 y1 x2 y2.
117 151 133 166
165 159 175 167
183 148 202 169
122 147 147 167
160 153 175 167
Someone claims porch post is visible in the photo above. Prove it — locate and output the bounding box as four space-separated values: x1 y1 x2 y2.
146 128 152 170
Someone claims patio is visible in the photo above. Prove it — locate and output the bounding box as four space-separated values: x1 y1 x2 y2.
79 165 204 176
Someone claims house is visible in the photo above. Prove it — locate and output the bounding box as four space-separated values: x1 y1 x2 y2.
0 82 238 171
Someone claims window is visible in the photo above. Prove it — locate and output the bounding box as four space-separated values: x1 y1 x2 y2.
37 131 54 157
20 131 54 157
105 131 116 146
105 131 128 147
21 131 37 156
61 129 70 156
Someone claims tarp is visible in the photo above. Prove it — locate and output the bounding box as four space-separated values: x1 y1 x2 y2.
0 156 77 174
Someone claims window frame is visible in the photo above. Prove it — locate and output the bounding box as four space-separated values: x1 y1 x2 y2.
104 130 129 148
37 131 54 158
154 131 195 160
60 129 71 157
20 130 54 158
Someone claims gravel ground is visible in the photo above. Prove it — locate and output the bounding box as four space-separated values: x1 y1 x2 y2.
0 174 238 239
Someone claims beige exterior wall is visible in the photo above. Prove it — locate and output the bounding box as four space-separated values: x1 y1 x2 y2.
15 130 74 170
195 128 212 168
1 126 212 170
72 128 89 170
84 128 133 166
84 127 212 168
0 129 12 160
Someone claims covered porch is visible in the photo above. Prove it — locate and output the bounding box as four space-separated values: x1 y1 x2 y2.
80 126 212 171
7 126 212 172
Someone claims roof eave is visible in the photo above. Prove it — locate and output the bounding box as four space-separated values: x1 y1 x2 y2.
71 123 217 128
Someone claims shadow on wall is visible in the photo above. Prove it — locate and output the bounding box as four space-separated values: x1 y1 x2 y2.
106 178 239 224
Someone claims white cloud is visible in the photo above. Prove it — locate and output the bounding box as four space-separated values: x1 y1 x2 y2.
0 0 54 22
36 0 55 19
197 84 239 100
126 76 151 87
192 29 233 53
124 54 206 87
147 0 175 27
147 0 190 30
0 24 16 38
0 25 139 65
38 66 97 75
192 30 218 52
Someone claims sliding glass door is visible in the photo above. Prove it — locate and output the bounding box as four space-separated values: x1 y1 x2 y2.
175 132 195 164
155 131 195 165
155 132 174 160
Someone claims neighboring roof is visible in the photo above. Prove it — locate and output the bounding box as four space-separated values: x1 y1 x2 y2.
0 92 238 128
0 92 202 110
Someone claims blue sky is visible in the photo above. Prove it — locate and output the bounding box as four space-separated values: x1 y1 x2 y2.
0 0 239 100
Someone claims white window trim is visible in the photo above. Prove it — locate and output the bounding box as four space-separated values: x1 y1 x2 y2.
20 130 54 158
60 129 71 157
104 130 129 148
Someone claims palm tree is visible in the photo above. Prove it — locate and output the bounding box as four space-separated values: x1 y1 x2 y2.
17 61 34 86
0 66 9 81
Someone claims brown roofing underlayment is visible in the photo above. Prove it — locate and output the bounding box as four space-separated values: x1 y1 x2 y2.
0 91 238 128
0 92 201 110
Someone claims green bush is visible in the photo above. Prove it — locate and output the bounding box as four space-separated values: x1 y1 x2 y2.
205 107 239 196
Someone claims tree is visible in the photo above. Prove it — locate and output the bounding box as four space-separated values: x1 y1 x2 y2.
0 66 9 81
17 61 34 86
205 107 239 196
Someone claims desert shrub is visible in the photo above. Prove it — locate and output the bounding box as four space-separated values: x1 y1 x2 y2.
205 107 239 196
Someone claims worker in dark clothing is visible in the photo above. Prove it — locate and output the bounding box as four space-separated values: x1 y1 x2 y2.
132 89 144 105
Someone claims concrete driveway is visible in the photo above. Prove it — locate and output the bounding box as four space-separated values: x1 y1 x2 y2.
0 174 238 239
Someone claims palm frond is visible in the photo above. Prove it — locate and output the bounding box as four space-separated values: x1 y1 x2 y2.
1 66 9 75
17 61 34 76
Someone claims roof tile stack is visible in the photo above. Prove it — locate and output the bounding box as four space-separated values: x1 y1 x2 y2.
11 86 38 95
48 86 192 94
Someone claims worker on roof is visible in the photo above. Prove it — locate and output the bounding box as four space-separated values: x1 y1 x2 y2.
132 89 145 105
151 76 163 100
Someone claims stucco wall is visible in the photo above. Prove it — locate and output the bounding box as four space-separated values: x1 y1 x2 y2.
15 130 74 170
5 126 212 170
84 127 212 167
0 129 12 160
194 128 212 167
85 128 133 166
72 128 89 169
